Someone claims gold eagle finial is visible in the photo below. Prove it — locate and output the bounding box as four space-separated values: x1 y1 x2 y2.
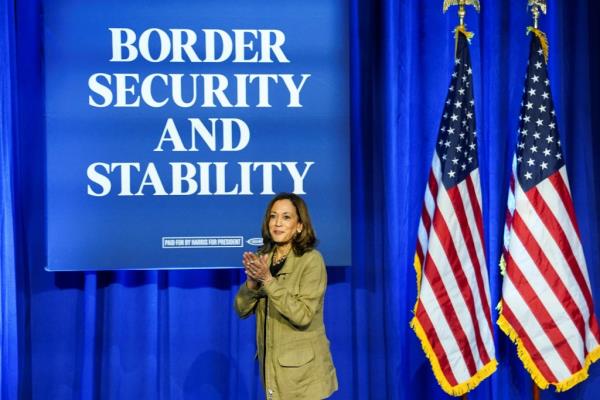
443 0 480 27
527 0 547 15
443 0 481 13
527 0 547 29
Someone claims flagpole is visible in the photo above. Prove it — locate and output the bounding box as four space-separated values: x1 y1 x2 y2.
525 3 548 398
442 0 475 390
441 3 483 398
499 0 600 393
411 1 496 398
532 382 540 400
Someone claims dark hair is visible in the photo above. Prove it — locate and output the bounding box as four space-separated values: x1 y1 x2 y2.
258 193 317 256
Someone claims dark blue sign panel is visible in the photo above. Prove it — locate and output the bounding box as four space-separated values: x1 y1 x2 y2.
44 0 350 270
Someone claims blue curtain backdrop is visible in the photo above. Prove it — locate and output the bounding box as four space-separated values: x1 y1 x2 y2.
2 0 600 399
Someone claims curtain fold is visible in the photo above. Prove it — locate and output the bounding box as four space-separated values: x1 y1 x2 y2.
2 0 600 399
1 0 20 398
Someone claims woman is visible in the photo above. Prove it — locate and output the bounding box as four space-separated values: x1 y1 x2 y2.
234 193 338 400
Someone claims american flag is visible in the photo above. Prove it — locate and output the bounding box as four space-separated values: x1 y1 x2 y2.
411 31 497 396
498 31 600 391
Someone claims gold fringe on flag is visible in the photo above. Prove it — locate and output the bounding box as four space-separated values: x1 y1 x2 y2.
526 27 549 63
497 301 600 392
499 255 507 276
412 253 498 396
413 253 423 300
410 315 498 396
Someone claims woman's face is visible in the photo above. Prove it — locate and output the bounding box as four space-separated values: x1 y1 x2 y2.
268 199 303 245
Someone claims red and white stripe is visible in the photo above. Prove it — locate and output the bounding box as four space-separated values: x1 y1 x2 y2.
500 159 600 388
414 154 496 391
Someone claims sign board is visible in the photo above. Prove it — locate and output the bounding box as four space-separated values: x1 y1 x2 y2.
44 0 350 270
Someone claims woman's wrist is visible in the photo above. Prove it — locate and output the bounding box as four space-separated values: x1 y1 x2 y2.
246 279 259 290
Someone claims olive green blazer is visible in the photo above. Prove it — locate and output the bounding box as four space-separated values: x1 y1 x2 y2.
235 249 338 400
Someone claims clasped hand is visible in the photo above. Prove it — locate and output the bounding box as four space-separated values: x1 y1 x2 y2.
243 252 272 285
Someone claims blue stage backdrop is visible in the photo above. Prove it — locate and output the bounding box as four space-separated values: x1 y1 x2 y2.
44 0 351 270
4 1 600 400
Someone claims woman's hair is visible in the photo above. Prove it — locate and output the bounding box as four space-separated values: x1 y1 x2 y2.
258 193 317 256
